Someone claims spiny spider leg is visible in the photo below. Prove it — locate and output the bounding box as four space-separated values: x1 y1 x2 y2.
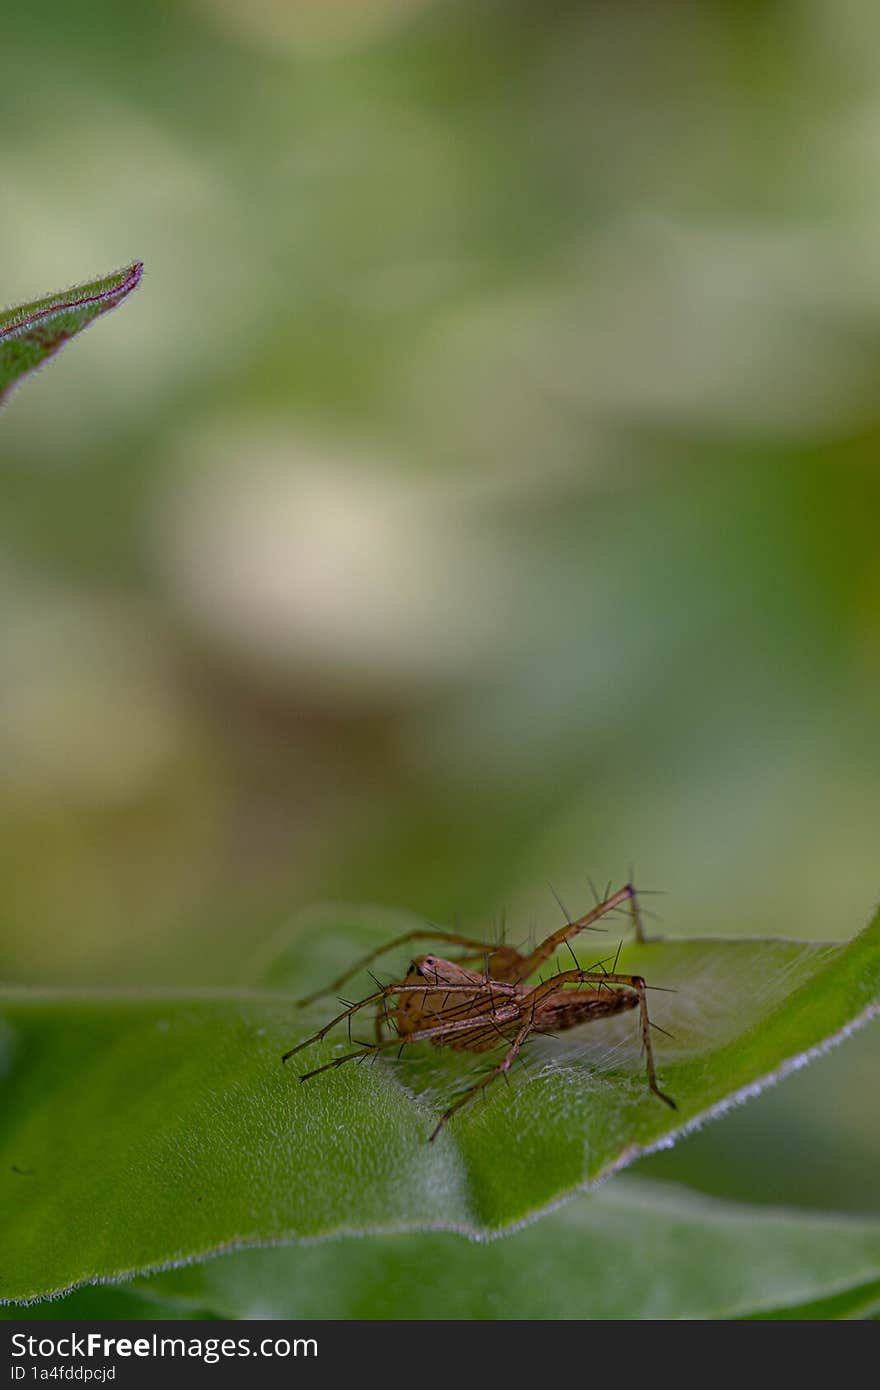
295 927 509 1007
297 1008 522 1082
429 1015 534 1142
512 882 647 981
527 968 675 1108
282 979 516 1062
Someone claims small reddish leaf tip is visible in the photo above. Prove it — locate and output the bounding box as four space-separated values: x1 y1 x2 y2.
117 261 144 296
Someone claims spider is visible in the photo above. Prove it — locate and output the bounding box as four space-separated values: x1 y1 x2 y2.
282 882 675 1141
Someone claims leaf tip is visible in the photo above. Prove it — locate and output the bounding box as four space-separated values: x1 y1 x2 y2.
104 259 144 307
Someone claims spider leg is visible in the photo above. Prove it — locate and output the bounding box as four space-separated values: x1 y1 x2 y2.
282 981 513 1062
297 1007 522 1081
526 968 675 1109
513 882 649 982
374 996 391 1045
295 927 503 1007
429 1015 535 1142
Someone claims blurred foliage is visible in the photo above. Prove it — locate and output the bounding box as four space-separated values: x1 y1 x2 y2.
2 0 880 1315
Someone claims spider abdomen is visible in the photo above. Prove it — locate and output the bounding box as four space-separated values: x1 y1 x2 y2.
536 987 639 1033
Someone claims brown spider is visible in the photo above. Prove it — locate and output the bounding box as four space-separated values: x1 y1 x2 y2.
283 882 675 1140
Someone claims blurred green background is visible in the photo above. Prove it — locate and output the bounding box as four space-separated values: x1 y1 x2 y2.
1 0 879 1224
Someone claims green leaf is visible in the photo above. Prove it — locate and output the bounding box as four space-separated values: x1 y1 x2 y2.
5 1179 880 1321
0 908 878 1303
0 262 142 406
745 1278 880 1320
